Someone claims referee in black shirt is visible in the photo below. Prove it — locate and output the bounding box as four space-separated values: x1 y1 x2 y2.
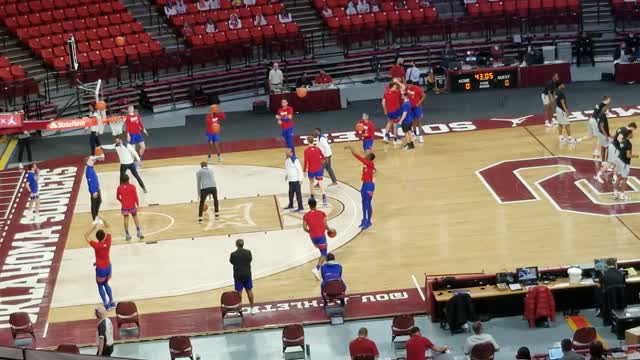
229 239 256 314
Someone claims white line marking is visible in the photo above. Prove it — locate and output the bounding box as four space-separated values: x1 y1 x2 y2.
411 274 425 302
110 212 176 241
42 321 49 338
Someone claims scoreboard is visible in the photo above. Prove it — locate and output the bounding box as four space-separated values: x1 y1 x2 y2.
450 67 519 92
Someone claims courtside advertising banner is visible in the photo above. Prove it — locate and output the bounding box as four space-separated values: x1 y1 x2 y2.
0 113 22 129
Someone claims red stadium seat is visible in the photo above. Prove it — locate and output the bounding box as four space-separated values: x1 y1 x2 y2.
149 41 163 56
399 9 412 23
169 336 193 360
124 44 138 61
86 17 98 28
62 20 75 33
285 22 298 34
88 4 101 17
137 43 151 56
374 11 388 26
64 8 78 19
98 16 111 27
572 327 597 351
100 2 114 14
88 51 102 66
29 13 42 26
221 291 243 320
53 46 66 57
250 27 263 43
391 314 414 343
75 20 88 31
116 302 140 333
77 42 91 53
53 56 67 71
282 324 305 353
40 37 53 49
17 2 30 14
424 7 438 21
101 49 114 64
470 342 496 360
112 46 126 64
56 344 80 354
131 22 144 33
110 13 123 25
9 312 35 341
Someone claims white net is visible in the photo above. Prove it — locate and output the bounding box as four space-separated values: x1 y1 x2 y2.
108 116 126 136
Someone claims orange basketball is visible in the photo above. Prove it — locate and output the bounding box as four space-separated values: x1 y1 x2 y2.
210 104 220 113
95 100 107 111
355 123 364 133
202 203 209 212
115 36 126 47
296 87 307 98
210 123 220 134
94 147 104 157
327 228 337 238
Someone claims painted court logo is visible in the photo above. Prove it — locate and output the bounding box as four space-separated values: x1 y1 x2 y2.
477 156 640 216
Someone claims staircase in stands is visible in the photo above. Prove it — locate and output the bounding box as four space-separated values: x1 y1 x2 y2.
431 0 465 19
580 0 614 32
121 0 185 50
280 0 339 50
0 27 48 80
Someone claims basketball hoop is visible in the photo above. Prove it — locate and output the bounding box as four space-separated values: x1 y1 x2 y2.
108 115 126 136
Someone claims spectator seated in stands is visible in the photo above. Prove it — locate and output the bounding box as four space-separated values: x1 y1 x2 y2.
278 9 293 23
254 13 268 26
314 69 333 85
232 0 243 6
357 0 371 13
206 18 219 33
577 32 595 67
346 1 358 15
321 253 346 305
197 0 213 11
406 326 450 360
589 341 605 360
229 14 243 29
371 0 381 12
516 347 531 360
441 42 457 69
463 321 500 356
245 0 257 5
396 0 408 9
624 32 639 54
296 72 313 88
419 0 431 7
390 58 405 80
164 1 178 18
490 44 504 64
211 0 222 9
182 22 194 37
176 0 188 14
561 338 585 360
322 4 334 17
349 327 380 359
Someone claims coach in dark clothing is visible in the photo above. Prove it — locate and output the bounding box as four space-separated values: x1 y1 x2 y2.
229 239 256 314
595 258 626 317
576 32 595 67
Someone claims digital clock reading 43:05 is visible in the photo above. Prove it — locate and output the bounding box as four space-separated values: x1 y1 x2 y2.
450 68 519 92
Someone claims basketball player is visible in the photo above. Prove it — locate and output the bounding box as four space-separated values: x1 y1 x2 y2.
25 164 40 222
346 145 376 230
302 198 335 280
125 105 148 167
578 96 611 158
116 174 144 241
88 103 104 156
102 135 147 193
357 113 376 154
399 92 415 150
84 218 115 310
206 106 225 163
276 99 295 151
382 80 403 145
543 73 559 127
554 83 574 143
303 135 327 206
615 130 637 201
595 122 637 183
406 80 426 143
86 156 102 225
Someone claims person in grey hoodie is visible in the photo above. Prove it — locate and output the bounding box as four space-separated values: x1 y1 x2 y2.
196 161 219 223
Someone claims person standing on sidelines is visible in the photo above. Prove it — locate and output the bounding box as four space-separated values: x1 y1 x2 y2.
406 80 426 143
206 105 225 163
86 156 102 225
313 128 338 186
102 135 147 193
303 198 335 280
357 113 376 154
229 239 257 314
85 218 115 310
543 73 559 127
125 105 148 167
304 136 327 205
196 161 220 223
116 174 144 241
347 145 376 229
25 163 40 222
284 149 304 212
554 83 575 144
95 306 114 356
276 99 295 151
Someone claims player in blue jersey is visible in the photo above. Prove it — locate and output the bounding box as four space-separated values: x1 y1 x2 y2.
399 93 415 150
25 164 40 222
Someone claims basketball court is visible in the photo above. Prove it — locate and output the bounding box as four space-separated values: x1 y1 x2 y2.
39 108 640 331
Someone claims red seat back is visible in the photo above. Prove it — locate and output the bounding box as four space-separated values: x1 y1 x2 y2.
391 314 414 336
471 342 496 360
169 336 193 358
282 324 305 347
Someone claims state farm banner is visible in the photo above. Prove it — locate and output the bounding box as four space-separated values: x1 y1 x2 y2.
46 116 125 131
0 113 22 129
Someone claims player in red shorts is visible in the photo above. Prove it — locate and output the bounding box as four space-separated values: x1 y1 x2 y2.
347 144 376 229
303 198 335 280
406 80 426 143
382 79 403 145
84 217 115 310
206 107 226 163
303 136 327 206
276 99 295 151
116 174 144 241
357 113 376 154
125 105 148 167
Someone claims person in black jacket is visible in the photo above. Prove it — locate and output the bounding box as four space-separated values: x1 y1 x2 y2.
229 239 256 314
577 32 595 67
595 258 625 316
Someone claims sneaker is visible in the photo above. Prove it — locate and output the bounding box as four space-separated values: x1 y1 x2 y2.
106 302 116 311
312 268 322 281
294 208 304 213
568 138 577 144
143 188 148 194
137 231 144 239
545 120 551 127
594 174 604 184
383 137 389 144
559 136 566 143
361 221 372 230
403 143 411 150
394 139 401 146
137 161 143 169
198 217 203 224
619 193 630 201
92 218 100 225
418 135 424 143
207 157 212 164
359 219 366 228
409 142 415 149
18 162 24 170
218 155 223 162
215 213 220 219
322 195 328 206
250 307 258 315
125 234 132 241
